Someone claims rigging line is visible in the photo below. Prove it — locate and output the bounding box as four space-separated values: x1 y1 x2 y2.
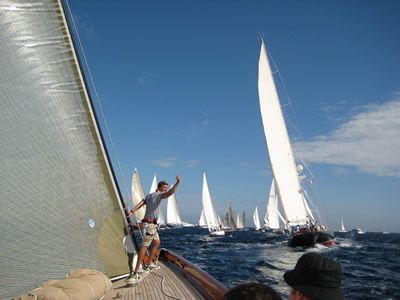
266 49 304 141
64 1 144 241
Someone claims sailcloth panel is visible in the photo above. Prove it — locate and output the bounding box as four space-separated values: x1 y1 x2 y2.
0 1 129 298
258 42 308 223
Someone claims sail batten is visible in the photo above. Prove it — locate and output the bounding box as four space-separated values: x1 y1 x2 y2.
258 41 308 224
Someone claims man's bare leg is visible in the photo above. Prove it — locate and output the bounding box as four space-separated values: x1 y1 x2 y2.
134 245 147 273
148 239 160 265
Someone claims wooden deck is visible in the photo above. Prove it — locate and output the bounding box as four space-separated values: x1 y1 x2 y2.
104 261 205 300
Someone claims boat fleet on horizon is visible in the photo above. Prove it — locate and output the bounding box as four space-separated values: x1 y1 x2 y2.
130 40 338 247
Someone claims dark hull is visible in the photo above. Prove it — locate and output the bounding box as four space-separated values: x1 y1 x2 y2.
288 231 335 247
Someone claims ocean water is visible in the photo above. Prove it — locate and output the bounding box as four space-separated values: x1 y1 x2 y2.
159 227 400 300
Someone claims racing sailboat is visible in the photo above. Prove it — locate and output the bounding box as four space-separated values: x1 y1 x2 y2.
257 40 334 247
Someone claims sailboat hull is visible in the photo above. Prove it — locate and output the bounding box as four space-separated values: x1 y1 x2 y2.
288 231 335 247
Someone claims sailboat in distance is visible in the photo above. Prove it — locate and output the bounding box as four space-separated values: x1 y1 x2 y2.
340 218 347 232
257 40 334 247
253 207 261 230
202 172 225 236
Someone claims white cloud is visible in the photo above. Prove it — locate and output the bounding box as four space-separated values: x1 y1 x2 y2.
151 157 178 168
295 98 400 177
183 160 202 167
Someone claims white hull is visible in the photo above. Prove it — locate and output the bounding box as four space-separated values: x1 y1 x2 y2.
210 230 225 236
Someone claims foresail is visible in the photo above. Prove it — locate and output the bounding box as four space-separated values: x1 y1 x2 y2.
199 209 207 226
258 41 308 224
131 168 146 220
0 1 130 298
264 179 281 229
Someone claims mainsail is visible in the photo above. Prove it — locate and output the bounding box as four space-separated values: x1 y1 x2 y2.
258 41 309 225
131 168 146 221
0 1 132 298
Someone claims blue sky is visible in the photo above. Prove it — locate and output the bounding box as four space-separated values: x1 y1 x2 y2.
69 0 400 232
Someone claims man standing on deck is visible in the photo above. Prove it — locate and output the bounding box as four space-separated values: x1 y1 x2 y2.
126 175 181 283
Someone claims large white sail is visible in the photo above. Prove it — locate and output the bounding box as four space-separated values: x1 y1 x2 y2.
258 41 308 225
253 207 261 230
0 1 132 297
131 168 146 221
264 179 281 229
167 193 183 225
202 172 220 231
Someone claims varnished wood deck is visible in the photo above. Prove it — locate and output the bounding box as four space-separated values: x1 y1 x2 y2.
104 261 205 300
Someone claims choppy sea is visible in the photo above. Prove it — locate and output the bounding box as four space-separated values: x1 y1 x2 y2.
159 227 400 300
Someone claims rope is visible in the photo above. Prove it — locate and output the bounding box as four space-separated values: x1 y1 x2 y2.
152 271 182 300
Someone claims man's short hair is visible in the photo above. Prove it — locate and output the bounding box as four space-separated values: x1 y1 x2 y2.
157 181 168 190
223 282 282 300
